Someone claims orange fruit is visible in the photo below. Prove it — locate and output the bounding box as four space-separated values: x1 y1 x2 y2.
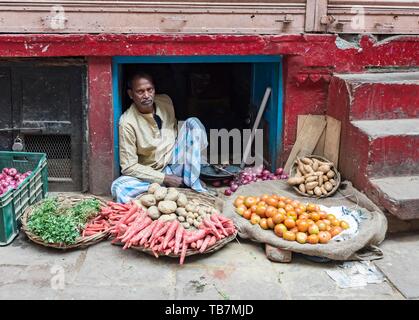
285 198 293 204
319 211 327 219
299 213 310 220
311 212 320 222
265 206 278 218
277 201 286 209
250 213 261 225
299 205 307 213
244 197 257 208
287 211 298 221
291 200 300 208
296 232 308 244
308 224 320 235
289 227 299 233
234 198 244 207
295 207 303 215
255 205 267 217
259 218 269 230
267 217 275 229
307 203 317 212
340 221 350 230
327 214 336 221
297 220 309 233
242 209 252 220
306 219 315 225
318 231 331 244
323 219 331 226
307 234 319 244
330 226 343 237
284 218 296 229
260 194 270 202
284 204 294 212
316 221 327 231
278 196 287 202
272 213 285 224
274 224 287 237
278 208 287 215
235 206 246 216
266 197 279 207
283 231 296 241
331 219 341 227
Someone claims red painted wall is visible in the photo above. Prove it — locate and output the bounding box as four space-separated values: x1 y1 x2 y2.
0 34 418 194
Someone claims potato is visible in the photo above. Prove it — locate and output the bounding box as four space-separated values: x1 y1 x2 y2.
321 186 328 195
318 175 324 187
318 164 331 173
187 217 194 224
324 181 333 191
307 190 314 195
158 214 177 222
176 193 188 207
312 159 319 171
140 194 157 207
147 206 161 220
305 181 319 190
314 186 322 196
154 187 168 201
329 179 337 186
185 203 196 212
301 157 313 165
165 188 180 201
306 176 318 183
181 222 191 229
178 216 185 222
299 184 306 193
148 183 161 194
193 221 201 228
193 213 199 218
176 207 188 217
326 170 335 178
287 176 305 186
211 208 220 215
192 206 200 213
158 200 177 214
133 199 148 211
187 212 195 219
304 164 314 174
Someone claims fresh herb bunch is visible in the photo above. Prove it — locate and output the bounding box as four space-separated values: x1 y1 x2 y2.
27 197 101 244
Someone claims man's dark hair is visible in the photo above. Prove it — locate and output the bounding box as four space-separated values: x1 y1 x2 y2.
127 72 154 90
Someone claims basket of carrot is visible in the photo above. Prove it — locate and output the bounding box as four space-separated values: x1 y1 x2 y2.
21 194 112 250
107 185 237 264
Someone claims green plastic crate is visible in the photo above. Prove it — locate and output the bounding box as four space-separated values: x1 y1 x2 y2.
0 151 48 245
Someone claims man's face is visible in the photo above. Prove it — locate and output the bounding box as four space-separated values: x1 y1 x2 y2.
128 77 155 113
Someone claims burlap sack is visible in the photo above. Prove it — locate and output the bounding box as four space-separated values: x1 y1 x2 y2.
223 180 387 261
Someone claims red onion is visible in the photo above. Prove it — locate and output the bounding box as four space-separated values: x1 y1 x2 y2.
223 179 231 185
2 168 10 175
275 168 284 176
1 181 8 188
280 174 289 180
212 180 222 187
8 168 17 177
262 169 271 176
224 188 233 196
230 183 239 192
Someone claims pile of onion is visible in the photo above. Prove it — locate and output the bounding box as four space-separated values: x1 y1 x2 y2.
0 168 32 196
222 166 288 196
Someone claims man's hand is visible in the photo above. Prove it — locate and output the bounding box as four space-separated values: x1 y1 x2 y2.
163 175 184 187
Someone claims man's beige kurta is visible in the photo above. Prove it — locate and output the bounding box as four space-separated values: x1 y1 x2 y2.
119 94 177 184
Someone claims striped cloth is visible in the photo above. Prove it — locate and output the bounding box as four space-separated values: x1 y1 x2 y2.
111 117 208 203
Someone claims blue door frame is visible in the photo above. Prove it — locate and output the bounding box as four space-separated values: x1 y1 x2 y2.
112 55 283 173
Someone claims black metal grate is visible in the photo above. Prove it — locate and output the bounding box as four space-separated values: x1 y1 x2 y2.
24 135 72 179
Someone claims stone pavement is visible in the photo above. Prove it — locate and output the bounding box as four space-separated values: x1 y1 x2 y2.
2 230 418 300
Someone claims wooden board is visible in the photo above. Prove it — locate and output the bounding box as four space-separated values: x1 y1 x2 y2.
285 115 327 173
323 116 341 167
297 115 326 156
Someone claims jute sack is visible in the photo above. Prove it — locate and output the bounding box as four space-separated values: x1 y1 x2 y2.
223 180 387 261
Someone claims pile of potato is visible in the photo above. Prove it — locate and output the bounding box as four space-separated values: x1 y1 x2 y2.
287 157 338 197
135 183 220 230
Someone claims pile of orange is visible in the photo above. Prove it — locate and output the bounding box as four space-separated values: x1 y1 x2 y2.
234 194 349 244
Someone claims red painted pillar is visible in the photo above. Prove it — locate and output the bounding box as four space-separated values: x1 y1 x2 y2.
87 57 115 196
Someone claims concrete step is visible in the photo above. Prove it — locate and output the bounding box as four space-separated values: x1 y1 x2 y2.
351 119 419 177
368 176 419 220
335 72 419 121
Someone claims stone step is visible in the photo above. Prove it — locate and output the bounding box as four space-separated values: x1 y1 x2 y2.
367 176 419 220
335 72 419 121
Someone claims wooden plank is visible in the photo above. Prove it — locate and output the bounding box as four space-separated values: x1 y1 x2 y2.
285 115 327 173
297 115 326 156
323 115 341 167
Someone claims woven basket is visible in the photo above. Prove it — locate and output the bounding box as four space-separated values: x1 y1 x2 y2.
115 230 238 258
129 187 235 258
21 193 111 250
290 155 341 198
